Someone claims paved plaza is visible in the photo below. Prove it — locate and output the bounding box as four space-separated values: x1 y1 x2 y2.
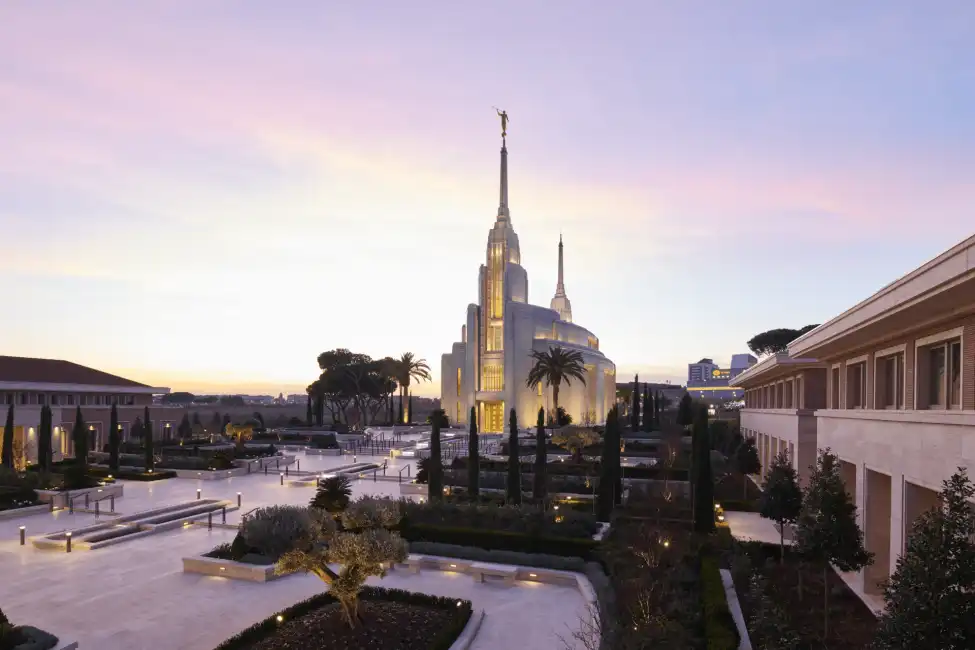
0 450 588 649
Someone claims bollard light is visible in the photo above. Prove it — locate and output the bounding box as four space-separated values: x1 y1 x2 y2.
237 492 242 508
280 473 284 486
19 526 25 546
208 512 213 530
197 489 202 500
296 459 300 471
65 532 72 553
222 506 227 524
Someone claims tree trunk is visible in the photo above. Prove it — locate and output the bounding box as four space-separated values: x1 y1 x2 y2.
823 565 829 641
553 384 560 420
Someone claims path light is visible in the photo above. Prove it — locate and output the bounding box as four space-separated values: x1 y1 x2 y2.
65 532 72 553
714 503 721 510
19 526 25 545
456 601 463 607
280 473 284 486
237 492 242 507
276 615 284 623
717 514 726 522
196 489 202 500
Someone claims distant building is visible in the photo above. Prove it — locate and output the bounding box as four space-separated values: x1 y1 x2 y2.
617 380 685 410
286 393 309 405
686 354 757 400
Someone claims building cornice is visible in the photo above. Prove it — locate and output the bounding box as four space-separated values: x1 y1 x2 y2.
0 381 169 395
733 353 824 387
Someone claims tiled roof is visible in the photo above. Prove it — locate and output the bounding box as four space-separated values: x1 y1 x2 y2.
0 356 151 388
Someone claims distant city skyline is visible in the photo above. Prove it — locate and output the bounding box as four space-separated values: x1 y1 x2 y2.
2 2 973 396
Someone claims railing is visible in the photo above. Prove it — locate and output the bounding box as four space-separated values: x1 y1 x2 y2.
398 464 412 483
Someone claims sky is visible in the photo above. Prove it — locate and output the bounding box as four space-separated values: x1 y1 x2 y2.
1 1 974 397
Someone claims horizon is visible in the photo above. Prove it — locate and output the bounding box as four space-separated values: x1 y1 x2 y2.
3 1 974 397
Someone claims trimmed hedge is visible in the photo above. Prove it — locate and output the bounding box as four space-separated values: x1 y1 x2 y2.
212 586 472 650
402 500 598 539
399 522 599 559
700 555 738 650
408 542 588 571
87 467 176 481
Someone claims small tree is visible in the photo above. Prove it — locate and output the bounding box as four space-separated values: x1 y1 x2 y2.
277 498 409 627
644 389 654 432
676 393 694 429
306 397 313 426
534 407 547 501
1 404 13 469
71 406 88 469
692 404 714 533
551 427 600 463
144 419 154 471
428 409 444 501
872 468 975 650
554 406 572 427
760 452 803 563
735 438 762 499
597 406 621 520
467 406 479 497
794 448 872 641
506 408 521 505
631 375 641 429
38 405 52 472
397 397 404 426
310 475 353 513
177 413 192 439
109 404 120 473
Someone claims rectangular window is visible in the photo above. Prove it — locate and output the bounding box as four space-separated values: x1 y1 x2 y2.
831 367 840 408
949 340 962 408
481 364 504 391
847 362 866 409
66 394 75 406
19 393 27 405
928 345 947 407
486 324 503 351
876 353 905 409
456 368 462 397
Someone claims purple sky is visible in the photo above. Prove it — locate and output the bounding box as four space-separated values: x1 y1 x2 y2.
1 1 973 396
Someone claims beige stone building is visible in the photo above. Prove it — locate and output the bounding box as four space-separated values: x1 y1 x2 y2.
0 356 173 465
735 233 975 598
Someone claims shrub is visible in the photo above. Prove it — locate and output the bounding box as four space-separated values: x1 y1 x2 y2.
87 467 175 481
309 434 338 450
700 555 738 650
399 523 599 558
401 499 599 539
241 505 313 561
309 475 352 513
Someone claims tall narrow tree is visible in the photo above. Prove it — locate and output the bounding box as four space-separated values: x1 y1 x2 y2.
655 390 662 427
177 413 192 439
630 374 641 429
72 406 88 470
692 404 715 533
407 393 413 425
428 409 443 501
533 407 547 501
506 408 521 505
646 390 655 432
1 404 14 469
677 393 694 429
38 404 52 472
641 388 651 432
794 448 872 640
144 417 154 471
109 403 120 473
759 452 803 563
305 396 313 426
467 406 479 497
597 406 621 520
397 397 404 427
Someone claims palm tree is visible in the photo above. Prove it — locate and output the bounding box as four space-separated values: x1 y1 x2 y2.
393 353 431 423
310 475 353 513
525 346 587 416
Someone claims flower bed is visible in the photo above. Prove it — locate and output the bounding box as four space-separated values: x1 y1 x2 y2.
733 542 878 649
212 587 472 650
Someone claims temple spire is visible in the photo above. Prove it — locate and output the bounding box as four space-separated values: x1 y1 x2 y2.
556 233 565 295
497 140 509 220
549 234 573 322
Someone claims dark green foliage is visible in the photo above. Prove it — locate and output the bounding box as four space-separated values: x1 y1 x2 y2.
631 374 641 429
406 542 588 571
408 393 413 424
210 411 222 431
597 406 621 520
428 410 444 501
414 457 429 484
1 404 13 469
759 452 803 562
399 523 598 558
746 574 801 649
795 448 872 639
642 388 653 432
506 408 521 505
555 406 572 426
230 532 250 561
71 406 88 468
426 410 449 427
144 418 154 471
677 393 694 428
108 404 120 473
701 555 739 649
401 499 598 538
177 413 191 439
655 390 662 427
747 324 819 357
467 406 479 497
533 407 547 500
38 405 53 472
397 398 404 425
525 346 588 417
693 404 715 533
873 468 975 650
305 397 313 426
310 475 353 513
735 438 761 490
212 587 472 650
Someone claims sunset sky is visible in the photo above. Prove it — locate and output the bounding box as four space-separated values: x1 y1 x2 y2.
2 1 973 397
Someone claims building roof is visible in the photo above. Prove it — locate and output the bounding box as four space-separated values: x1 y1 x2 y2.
732 353 825 387
0 356 152 389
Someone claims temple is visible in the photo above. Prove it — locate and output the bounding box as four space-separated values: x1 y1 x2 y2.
440 135 616 432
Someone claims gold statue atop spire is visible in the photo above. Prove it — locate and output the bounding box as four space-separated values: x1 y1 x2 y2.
494 107 509 138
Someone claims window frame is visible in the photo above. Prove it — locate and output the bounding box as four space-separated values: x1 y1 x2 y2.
914 327 965 411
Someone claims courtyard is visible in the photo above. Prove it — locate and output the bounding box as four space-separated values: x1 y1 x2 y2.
0 448 589 649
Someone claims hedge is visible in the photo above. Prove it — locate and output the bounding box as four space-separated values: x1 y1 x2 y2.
700 555 738 650
7 625 59 650
212 586 471 650
87 467 176 481
407 542 588 571
399 522 599 559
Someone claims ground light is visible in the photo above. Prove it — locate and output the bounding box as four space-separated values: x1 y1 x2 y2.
19 526 25 545
237 492 241 507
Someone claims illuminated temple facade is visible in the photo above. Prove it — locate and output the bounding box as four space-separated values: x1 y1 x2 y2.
440 137 616 432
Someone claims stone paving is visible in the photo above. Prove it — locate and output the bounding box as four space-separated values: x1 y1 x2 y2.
0 450 588 649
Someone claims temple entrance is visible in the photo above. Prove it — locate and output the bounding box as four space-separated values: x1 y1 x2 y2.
479 401 505 433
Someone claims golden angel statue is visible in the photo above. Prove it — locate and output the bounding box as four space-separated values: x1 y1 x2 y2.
495 108 509 138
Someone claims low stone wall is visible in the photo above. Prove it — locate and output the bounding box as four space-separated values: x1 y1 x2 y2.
0 504 50 521
399 482 428 498
182 556 279 582
450 609 485 650
305 448 342 456
36 483 124 506
167 467 249 480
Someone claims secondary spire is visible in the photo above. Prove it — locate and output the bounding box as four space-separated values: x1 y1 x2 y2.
495 108 510 221
550 234 573 322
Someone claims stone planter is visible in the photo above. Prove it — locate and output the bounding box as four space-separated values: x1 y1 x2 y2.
165 467 249 480
399 482 428 497
305 448 342 456
182 555 281 582
35 483 124 507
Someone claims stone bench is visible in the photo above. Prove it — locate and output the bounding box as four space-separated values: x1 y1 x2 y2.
469 561 517 586
402 554 425 574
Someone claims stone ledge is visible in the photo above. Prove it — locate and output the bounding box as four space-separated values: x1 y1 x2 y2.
182 556 279 582
719 568 752 650
36 483 124 506
0 504 50 521
449 609 485 650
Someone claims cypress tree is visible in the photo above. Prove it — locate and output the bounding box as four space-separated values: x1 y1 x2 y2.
467 406 479 497
630 374 640 429
692 403 715 533
533 407 547 501
597 406 621 520
305 397 313 426
177 413 192 439
641 388 651 432
677 393 694 428
38 405 52 471
428 410 443 501
398 397 404 425
408 393 413 425
144 415 154 471
72 406 88 470
506 408 521 505
655 390 662 427
1 404 13 469
109 404 120 473
646 390 655 432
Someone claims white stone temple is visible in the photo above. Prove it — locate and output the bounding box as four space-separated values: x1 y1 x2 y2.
440 133 616 432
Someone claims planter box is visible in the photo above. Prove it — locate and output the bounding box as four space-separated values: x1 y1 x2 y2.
0 504 50 521
166 467 249 480
305 448 342 456
399 482 428 497
36 483 124 506
182 555 280 582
